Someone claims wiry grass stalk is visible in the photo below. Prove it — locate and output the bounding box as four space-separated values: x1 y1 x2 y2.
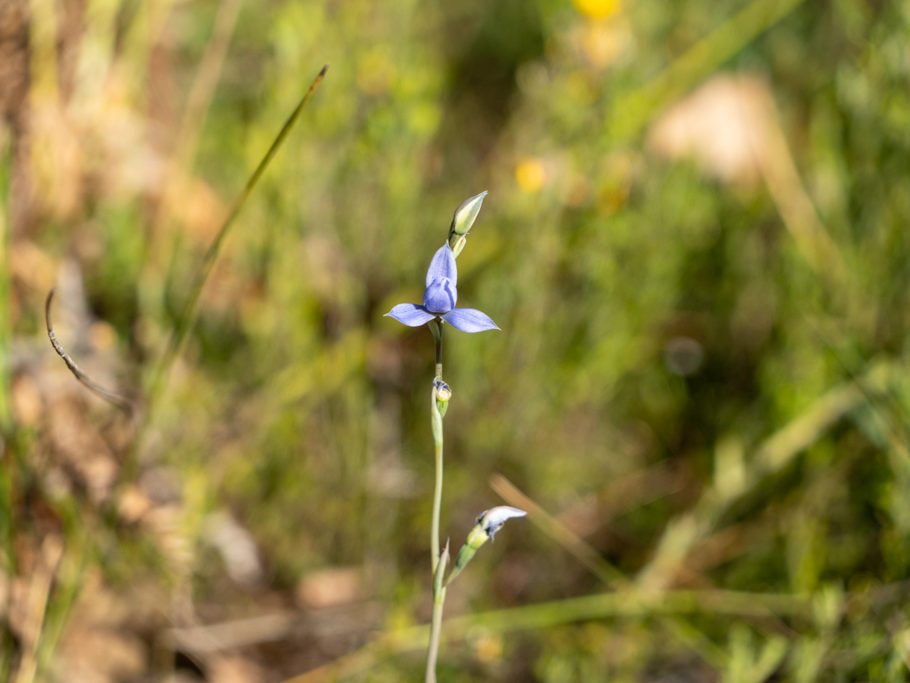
141 0 243 338
145 64 328 410
117 64 329 486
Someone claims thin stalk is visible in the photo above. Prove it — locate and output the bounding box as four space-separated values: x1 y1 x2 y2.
425 543 449 683
45 290 132 412
434 319 443 379
430 321 444 572
146 64 328 408
121 65 327 483
431 436 443 572
427 320 447 680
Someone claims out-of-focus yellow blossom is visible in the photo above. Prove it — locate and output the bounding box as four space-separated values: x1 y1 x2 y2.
515 158 546 193
580 20 628 68
473 633 504 663
573 0 621 20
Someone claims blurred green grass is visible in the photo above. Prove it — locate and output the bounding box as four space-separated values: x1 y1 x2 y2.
3 0 910 680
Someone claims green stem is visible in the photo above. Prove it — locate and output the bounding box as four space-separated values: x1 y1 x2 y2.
431 435 443 572
430 321 444 572
427 321 446 680
434 319 443 379
425 544 449 683
145 65 328 414
119 65 328 486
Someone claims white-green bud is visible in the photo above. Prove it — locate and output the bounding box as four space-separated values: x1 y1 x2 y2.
433 378 451 418
447 191 488 253
449 506 526 584
476 506 527 541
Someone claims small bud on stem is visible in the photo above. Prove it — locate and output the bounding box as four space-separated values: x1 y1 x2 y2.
433 378 452 418
447 506 527 585
447 191 488 255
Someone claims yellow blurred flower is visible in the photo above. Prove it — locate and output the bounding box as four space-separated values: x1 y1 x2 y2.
473 632 504 663
573 0 621 20
515 158 547 193
580 20 629 69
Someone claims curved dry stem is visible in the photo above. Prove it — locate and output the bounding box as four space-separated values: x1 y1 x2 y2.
44 289 132 414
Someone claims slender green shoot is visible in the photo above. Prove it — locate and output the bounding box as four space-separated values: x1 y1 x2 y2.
146 64 329 406
427 324 449 680
430 321 446 571
424 542 449 683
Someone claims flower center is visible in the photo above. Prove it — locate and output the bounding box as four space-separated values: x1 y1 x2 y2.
423 277 457 314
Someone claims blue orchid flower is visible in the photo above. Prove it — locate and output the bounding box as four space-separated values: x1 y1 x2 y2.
385 244 499 333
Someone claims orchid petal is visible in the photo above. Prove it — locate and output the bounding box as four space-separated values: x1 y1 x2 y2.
423 278 457 314
385 303 435 327
441 308 499 333
425 245 458 288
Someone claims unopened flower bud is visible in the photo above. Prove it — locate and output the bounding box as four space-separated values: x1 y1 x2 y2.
477 506 527 541
447 191 488 252
433 377 452 420
433 378 452 402
448 506 527 584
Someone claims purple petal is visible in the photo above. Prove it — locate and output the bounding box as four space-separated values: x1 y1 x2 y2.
385 303 435 327
423 278 457 314
425 245 458 288
441 308 499 333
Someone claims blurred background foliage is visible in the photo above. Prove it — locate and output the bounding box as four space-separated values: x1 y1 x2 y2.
2 0 910 680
